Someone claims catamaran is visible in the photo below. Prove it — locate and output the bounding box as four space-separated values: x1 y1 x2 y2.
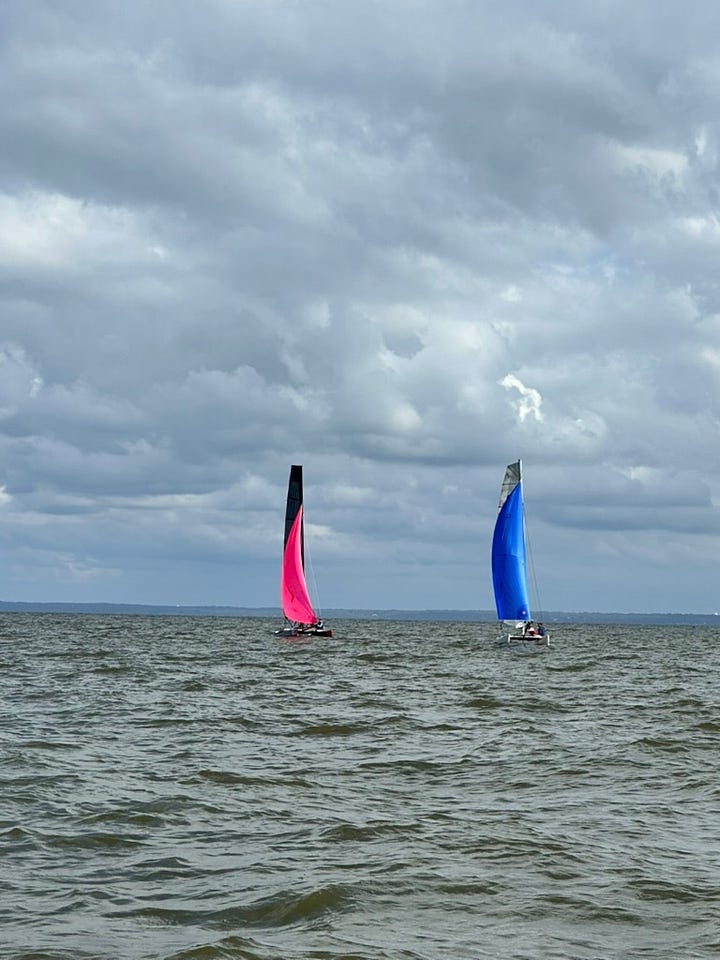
491 460 550 649
275 464 333 638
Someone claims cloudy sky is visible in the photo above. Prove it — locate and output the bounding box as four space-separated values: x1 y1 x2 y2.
1 0 719 614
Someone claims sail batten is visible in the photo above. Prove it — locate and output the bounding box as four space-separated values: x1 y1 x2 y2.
491 460 531 622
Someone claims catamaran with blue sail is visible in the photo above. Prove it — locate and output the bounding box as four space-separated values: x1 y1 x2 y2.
491 460 550 648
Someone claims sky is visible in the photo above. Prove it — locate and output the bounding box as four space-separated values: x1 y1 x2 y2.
1 0 719 614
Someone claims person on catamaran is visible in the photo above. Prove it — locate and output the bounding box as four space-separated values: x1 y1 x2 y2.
525 621 537 636
315 619 325 630
537 622 546 637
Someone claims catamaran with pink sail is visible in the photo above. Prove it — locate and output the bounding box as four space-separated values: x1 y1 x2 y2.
275 464 333 638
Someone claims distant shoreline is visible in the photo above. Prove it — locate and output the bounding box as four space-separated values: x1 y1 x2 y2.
0 600 717 625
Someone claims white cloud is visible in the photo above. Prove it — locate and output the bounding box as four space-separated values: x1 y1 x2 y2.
610 144 688 180
0 191 165 273
500 374 544 423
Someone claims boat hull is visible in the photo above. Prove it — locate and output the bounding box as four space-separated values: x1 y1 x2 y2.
274 626 333 638
502 633 550 652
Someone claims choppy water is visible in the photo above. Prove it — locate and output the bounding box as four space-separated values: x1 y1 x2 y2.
1 613 719 960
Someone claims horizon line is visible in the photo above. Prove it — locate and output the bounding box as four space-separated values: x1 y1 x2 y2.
0 600 718 623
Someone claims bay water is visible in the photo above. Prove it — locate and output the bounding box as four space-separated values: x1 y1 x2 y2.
1 614 718 959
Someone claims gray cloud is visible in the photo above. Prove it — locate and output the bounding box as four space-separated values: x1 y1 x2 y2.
0 1 718 612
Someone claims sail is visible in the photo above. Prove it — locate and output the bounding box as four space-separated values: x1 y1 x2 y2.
491 460 531 621
284 465 304 558
280 466 316 625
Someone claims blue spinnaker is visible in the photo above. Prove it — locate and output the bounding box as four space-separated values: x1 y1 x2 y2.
491 479 531 621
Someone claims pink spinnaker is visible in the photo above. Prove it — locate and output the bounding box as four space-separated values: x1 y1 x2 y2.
280 506 316 624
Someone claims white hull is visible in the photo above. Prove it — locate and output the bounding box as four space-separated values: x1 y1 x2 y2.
499 633 551 652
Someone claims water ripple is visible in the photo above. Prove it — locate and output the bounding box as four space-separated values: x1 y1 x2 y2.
1 614 719 959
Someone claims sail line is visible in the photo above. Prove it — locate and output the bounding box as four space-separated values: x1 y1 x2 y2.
522 498 545 622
